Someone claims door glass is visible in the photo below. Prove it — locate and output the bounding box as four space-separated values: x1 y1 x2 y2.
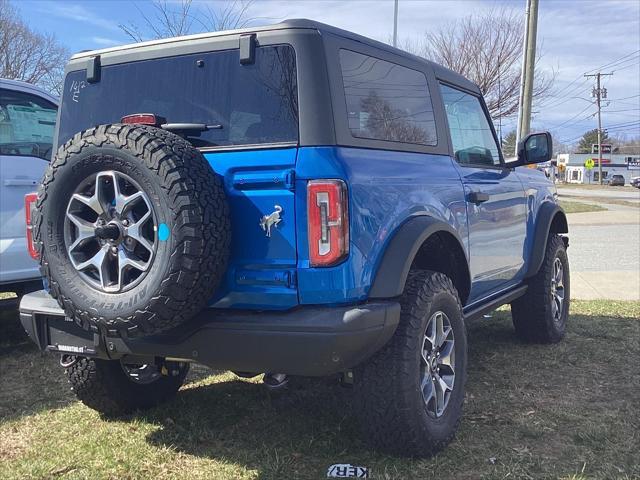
440 84 500 167
0 88 57 160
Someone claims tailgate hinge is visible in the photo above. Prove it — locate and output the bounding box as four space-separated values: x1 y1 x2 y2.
286 270 298 289
285 169 296 190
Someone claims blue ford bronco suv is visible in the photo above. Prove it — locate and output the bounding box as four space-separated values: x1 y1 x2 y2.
19 20 569 456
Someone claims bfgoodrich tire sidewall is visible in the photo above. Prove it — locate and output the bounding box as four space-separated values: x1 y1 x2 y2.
42 146 174 324
413 291 467 442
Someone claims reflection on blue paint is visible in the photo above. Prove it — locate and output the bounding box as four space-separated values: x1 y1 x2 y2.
158 223 170 241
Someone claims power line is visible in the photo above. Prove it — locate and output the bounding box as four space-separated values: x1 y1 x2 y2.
584 49 640 73
537 50 639 110
545 103 594 130
610 60 640 74
607 94 640 102
605 120 640 128
603 106 640 112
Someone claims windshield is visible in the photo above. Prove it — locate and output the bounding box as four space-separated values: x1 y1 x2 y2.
58 45 298 149
0 87 57 161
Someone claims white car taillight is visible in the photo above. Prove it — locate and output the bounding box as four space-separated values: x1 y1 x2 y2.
307 180 349 267
24 193 39 260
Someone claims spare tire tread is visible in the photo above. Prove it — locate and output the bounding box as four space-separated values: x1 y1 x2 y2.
35 124 230 337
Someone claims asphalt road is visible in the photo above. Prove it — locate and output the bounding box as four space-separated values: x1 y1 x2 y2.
568 223 639 272
564 206 639 301
558 185 640 203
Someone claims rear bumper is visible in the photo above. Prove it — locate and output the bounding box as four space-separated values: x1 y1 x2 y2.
19 291 400 376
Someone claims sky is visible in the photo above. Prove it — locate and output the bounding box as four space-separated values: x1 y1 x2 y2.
15 0 640 146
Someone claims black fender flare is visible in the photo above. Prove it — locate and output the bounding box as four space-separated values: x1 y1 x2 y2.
524 202 568 278
369 216 470 300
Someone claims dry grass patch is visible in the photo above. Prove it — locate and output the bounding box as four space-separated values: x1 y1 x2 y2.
0 300 638 479
558 200 607 214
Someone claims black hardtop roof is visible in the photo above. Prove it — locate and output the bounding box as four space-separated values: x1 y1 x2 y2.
69 18 478 93
282 19 477 91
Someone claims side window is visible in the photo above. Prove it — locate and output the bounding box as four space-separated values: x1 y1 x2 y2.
439 84 500 167
0 88 57 161
339 49 437 146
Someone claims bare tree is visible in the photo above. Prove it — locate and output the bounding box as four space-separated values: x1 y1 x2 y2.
411 9 554 120
501 130 517 156
120 0 254 43
610 135 640 153
360 92 430 144
0 0 68 95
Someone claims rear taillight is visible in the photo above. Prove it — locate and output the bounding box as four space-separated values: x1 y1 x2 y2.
307 180 349 267
25 193 39 260
121 113 163 126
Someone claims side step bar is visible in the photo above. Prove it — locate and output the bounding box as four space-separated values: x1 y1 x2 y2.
463 285 528 323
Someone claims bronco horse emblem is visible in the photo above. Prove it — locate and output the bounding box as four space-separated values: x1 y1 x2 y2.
259 205 283 237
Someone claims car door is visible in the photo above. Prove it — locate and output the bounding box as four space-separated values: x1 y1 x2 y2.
439 83 527 303
0 85 57 284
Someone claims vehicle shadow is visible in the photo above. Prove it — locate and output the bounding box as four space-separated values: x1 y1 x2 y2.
138 311 527 474
140 306 627 475
142 374 368 475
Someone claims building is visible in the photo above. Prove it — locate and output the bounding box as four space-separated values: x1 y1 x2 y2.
557 153 640 184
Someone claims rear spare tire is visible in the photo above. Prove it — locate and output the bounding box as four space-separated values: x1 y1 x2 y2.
35 124 230 337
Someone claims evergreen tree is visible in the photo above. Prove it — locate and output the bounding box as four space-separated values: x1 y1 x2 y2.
576 129 610 153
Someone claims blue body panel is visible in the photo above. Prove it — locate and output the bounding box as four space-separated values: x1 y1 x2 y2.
453 164 528 304
295 147 468 305
203 146 556 311
204 148 299 310
515 166 558 274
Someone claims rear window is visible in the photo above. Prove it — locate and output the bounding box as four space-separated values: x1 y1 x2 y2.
0 88 57 160
338 49 437 146
58 45 298 149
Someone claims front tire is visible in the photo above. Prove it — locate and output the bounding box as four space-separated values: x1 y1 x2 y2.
354 270 467 457
511 234 570 343
65 357 189 416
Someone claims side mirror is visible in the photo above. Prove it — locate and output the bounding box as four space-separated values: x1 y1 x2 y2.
507 132 553 167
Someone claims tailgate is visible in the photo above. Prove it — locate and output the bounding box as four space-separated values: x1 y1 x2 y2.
205 148 299 309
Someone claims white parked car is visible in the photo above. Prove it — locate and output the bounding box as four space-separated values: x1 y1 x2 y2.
0 79 58 294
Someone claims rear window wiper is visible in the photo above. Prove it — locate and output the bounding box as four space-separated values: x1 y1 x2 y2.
160 123 223 135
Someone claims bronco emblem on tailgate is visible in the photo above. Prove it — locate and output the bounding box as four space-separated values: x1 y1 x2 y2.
259 205 283 237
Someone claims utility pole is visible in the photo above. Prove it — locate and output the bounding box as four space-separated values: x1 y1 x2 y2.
584 72 612 185
393 0 399 47
516 0 539 146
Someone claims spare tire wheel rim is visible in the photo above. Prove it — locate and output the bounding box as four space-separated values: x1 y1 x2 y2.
421 310 456 418
64 170 158 293
551 257 565 324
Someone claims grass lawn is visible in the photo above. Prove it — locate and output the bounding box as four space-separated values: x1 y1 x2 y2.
563 197 639 210
1 300 638 479
558 200 607 214
557 184 637 191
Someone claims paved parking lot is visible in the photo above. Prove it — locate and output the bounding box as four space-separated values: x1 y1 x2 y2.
558 185 640 203
559 188 640 300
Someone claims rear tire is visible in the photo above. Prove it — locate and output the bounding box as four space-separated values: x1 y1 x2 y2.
354 270 467 457
65 357 189 416
511 234 570 343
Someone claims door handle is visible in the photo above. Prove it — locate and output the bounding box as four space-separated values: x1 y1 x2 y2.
4 178 39 187
468 191 490 204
